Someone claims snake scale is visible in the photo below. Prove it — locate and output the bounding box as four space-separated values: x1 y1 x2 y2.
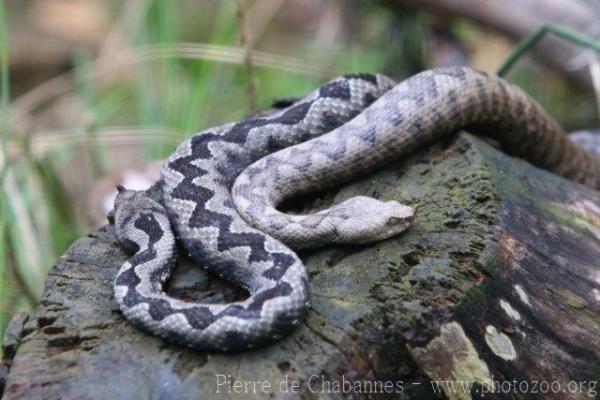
113 66 600 352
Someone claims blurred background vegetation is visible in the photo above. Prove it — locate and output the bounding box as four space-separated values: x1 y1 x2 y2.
0 0 598 343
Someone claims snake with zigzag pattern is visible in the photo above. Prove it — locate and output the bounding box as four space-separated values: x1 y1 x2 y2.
112 66 600 352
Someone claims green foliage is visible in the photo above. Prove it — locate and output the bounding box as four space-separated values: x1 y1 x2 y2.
0 0 11 336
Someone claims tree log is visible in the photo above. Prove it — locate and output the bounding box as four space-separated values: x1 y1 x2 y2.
2 133 599 399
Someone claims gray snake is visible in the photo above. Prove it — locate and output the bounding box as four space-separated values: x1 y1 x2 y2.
113 66 600 352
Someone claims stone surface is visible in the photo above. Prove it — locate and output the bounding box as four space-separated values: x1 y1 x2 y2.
2 133 600 400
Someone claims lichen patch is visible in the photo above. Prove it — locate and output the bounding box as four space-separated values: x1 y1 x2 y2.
409 321 492 400
514 284 531 307
552 288 588 310
484 325 517 361
499 299 521 321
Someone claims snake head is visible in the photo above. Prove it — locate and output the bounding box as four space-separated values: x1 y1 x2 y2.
332 196 416 244
107 185 128 224
113 187 169 251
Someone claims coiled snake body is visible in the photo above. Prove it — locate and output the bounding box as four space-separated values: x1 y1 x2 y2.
113 67 600 351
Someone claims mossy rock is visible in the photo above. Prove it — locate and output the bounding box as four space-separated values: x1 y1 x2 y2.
2 133 600 400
